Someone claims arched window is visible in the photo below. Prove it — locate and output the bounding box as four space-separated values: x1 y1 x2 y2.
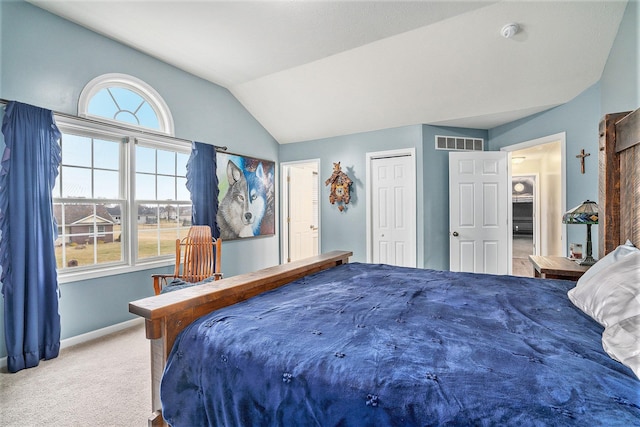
54 73 189 281
78 73 174 135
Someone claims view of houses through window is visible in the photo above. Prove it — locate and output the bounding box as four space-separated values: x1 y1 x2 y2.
134 143 191 259
54 75 190 275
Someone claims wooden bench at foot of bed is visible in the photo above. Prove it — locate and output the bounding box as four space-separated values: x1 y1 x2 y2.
129 250 353 426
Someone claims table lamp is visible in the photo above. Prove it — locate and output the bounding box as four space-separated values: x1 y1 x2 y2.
562 200 598 266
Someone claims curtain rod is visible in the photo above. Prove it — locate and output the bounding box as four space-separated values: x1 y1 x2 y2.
0 98 228 152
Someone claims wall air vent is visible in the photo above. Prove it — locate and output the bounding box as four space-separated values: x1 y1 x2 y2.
435 135 484 151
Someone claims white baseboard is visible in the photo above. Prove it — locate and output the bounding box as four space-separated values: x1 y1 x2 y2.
0 317 144 370
59 317 144 349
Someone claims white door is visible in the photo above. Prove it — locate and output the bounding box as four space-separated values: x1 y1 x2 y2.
370 154 416 267
449 152 510 274
288 166 316 262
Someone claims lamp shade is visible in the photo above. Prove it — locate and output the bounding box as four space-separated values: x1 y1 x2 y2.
562 200 598 266
562 200 598 224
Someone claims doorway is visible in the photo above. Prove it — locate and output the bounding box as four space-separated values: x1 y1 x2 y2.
501 133 565 276
281 160 320 263
511 174 538 276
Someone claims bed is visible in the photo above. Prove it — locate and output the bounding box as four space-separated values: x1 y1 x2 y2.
130 108 640 426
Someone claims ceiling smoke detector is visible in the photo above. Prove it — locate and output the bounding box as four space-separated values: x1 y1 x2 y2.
501 23 519 39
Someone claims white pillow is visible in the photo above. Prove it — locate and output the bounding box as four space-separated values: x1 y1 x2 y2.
576 240 638 285
602 315 640 379
567 251 640 328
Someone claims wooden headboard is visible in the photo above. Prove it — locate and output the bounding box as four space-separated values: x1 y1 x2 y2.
599 107 640 256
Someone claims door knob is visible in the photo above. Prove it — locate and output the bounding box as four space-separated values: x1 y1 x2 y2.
452 231 459 237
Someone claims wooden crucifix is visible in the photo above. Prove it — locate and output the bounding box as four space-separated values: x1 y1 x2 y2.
576 149 590 174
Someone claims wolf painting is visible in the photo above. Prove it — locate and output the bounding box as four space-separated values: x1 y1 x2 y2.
216 153 275 239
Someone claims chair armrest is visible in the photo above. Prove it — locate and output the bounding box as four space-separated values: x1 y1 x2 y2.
151 274 176 296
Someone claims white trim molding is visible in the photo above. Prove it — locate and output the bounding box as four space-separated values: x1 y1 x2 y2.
501 132 567 256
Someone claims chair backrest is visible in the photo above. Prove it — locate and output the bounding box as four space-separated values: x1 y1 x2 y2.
175 226 222 283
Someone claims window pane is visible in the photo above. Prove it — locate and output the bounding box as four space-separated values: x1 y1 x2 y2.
94 139 120 170
176 152 189 177
81 73 172 134
61 240 92 268
137 203 185 259
137 102 160 130
135 141 189 260
62 166 91 197
159 235 176 256
54 202 122 269
114 110 139 126
157 175 175 200
159 208 179 256
62 133 91 167
136 173 156 200
88 87 163 131
179 205 192 227
96 235 122 264
157 150 175 175
137 230 160 259
177 177 188 201
88 88 118 119
162 204 178 224
138 204 159 226
109 87 144 114
136 146 155 173
94 170 119 199
137 203 159 257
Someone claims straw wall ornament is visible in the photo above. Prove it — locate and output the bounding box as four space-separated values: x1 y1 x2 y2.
325 162 353 212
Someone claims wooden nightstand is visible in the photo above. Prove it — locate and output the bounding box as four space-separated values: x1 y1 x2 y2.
528 255 591 281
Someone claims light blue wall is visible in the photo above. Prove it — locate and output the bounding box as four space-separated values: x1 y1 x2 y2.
422 126 488 271
0 0 637 360
0 1 279 359
279 125 425 265
281 0 639 270
488 0 639 257
600 0 639 114
279 124 488 271
488 85 602 256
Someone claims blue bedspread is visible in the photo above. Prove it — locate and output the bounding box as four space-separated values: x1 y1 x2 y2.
161 263 640 426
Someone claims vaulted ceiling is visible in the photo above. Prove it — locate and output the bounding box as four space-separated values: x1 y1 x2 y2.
29 1 629 144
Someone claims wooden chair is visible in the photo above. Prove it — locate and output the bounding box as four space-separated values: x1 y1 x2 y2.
152 226 223 295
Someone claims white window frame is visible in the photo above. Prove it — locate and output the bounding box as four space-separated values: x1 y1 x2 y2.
131 136 192 265
78 73 175 135
55 115 191 283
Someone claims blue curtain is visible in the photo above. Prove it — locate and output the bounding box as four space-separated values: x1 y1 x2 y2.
1 101 62 373
186 141 219 238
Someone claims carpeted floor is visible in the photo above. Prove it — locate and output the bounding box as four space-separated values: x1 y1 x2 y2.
0 322 150 426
